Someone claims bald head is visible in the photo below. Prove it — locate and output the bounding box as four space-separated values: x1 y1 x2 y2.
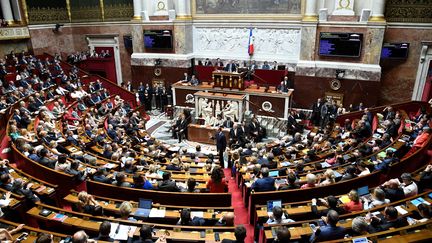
224 212 235 226
72 230 88 243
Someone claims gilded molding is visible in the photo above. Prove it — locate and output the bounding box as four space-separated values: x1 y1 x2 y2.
66 0 71 22
385 0 432 23
20 0 29 24
0 27 30 40
99 0 105 21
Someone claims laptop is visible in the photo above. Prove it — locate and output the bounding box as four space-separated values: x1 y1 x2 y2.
357 186 371 200
267 200 282 212
134 198 152 218
269 170 279 177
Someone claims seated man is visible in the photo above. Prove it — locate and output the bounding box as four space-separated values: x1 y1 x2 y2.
222 225 246 243
367 206 408 233
251 167 275 192
266 206 295 224
157 172 180 192
215 212 235 226
93 221 114 242
310 210 346 242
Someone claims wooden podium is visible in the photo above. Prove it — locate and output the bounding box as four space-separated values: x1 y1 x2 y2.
212 71 245 90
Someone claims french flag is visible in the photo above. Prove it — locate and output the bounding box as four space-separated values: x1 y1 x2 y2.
248 28 254 56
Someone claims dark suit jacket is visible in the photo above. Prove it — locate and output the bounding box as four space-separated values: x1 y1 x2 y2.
251 177 275 192
216 132 227 151
157 180 180 192
310 225 346 242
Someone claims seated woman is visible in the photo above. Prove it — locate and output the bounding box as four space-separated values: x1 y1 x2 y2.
318 169 336 186
206 166 228 193
119 201 137 221
77 191 103 216
300 173 317 189
343 190 363 212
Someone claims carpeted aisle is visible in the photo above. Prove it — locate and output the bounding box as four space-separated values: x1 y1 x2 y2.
224 168 254 243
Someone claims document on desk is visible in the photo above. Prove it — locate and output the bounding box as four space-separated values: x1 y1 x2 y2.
395 206 408 215
191 211 204 218
149 208 166 218
110 223 137 241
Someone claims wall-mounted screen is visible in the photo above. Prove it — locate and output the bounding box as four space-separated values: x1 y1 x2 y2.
381 43 409 59
144 30 173 51
319 32 363 58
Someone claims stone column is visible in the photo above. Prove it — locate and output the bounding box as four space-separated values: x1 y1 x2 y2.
1 0 14 24
132 0 142 20
370 0 386 22
176 0 192 20
303 0 318 21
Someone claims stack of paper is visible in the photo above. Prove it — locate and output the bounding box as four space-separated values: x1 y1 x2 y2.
149 208 166 218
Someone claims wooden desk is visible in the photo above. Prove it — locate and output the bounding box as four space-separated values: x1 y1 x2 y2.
188 124 230 145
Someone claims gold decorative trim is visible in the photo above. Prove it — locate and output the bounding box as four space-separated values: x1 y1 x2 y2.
99 0 105 21
132 15 142 20
66 0 72 22
20 0 29 24
302 15 318 22
176 15 193 20
369 16 386 22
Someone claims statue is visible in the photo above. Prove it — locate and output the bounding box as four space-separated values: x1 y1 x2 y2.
223 100 239 122
200 98 213 118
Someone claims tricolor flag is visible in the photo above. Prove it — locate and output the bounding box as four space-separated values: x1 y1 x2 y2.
248 28 254 56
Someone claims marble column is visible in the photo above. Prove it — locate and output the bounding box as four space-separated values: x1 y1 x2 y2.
370 0 386 22
132 0 142 20
1 0 14 24
303 0 318 21
176 0 192 20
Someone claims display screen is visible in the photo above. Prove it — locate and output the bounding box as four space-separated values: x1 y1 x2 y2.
319 32 363 57
381 43 409 59
144 30 173 50
123 35 132 49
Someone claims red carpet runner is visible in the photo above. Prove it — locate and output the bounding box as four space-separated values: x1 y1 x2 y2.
224 168 254 243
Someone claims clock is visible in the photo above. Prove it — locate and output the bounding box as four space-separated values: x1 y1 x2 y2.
330 79 341 91
338 0 351 9
157 1 166 11
154 68 162 77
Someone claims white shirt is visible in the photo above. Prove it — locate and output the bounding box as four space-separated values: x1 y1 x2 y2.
401 182 418 197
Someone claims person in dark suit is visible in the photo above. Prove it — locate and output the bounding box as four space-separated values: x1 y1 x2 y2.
157 172 180 192
251 168 275 192
221 225 247 243
215 58 224 67
310 210 346 242
367 206 408 233
213 127 227 165
65 160 88 183
93 221 114 242
204 58 213 66
311 98 323 126
11 178 40 203
223 116 234 129
224 60 237 73
131 225 156 243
